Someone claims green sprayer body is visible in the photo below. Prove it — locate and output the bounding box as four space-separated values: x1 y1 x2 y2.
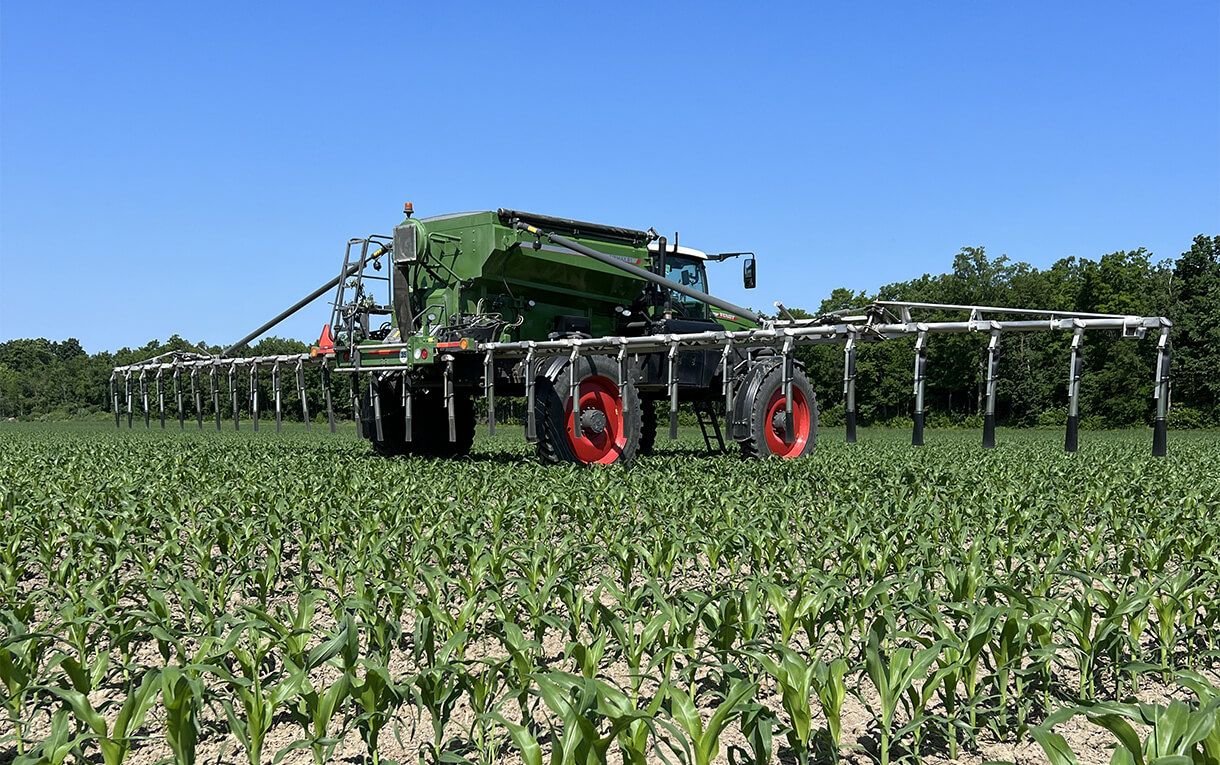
110 205 1173 465
332 209 753 371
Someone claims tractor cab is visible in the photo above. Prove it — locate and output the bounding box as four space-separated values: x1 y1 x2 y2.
647 242 756 329
648 242 712 320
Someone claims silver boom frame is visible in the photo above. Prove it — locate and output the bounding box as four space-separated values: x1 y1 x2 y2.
111 296 1173 456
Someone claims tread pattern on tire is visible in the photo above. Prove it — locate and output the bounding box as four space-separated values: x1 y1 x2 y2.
534 355 642 466
738 364 818 459
639 400 658 456
365 379 475 458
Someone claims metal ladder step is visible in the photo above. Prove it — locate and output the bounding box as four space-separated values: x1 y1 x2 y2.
693 401 726 454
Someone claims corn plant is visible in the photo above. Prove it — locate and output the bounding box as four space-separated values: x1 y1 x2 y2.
3 425 1219 765
862 619 945 765
207 624 303 765
411 662 467 760
1152 572 1192 678
1035 696 1220 765
731 702 777 765
489 672 652 765
601 604 669 696
921 602 997 754
985 605 1029 736
160 665 205 765
599 683 668 765
814 656 849 758
1056 577 1142 700
753 644 818 764
40 666 160 765
347 659 406 765
1177 669 1220 761
280 616 357 765
565 630 609 680
538 672 650 764
497 620 543 720
13 708 90 765
284 672 351 765
1 614 51 756
664 675 755 765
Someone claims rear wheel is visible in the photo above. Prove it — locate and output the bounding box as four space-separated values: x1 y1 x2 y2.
738 365 817 459
639 400 658 456
363 378 475 458
418 389 476 458
535 355 641 466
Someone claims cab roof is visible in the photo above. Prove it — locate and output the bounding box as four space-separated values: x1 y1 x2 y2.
647 241 709 260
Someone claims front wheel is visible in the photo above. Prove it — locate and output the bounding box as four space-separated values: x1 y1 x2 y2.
362 378 475 458
639 399 658 456
535 355 642 466
738 365 817 459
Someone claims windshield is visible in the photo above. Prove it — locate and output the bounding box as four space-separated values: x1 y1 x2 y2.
664 256 708 318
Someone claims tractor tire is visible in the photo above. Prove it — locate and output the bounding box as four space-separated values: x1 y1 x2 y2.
408 387 475 458
364 379 475 458
738 365 817 459
534 354 642 466
360 379 406 457
639 400 658 456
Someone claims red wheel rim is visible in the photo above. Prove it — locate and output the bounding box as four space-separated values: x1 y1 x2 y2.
565 375 628 464
763 386 811 458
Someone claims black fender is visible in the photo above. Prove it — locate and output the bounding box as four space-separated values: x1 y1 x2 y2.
728 356 807 440
536 356 570 383
534 354 629 385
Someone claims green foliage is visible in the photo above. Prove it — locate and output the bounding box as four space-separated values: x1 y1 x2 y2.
1172 235 1220 419
2 424 1219 763
4 235 1218 428
796 235 1218 427
0 334 316 421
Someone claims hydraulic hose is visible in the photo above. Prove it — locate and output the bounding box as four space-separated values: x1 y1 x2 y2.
512 221 762 325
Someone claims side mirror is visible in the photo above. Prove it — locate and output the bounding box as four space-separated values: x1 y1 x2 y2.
743 256 757 289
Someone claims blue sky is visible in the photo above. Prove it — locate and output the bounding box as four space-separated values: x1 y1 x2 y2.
2 3 1217 351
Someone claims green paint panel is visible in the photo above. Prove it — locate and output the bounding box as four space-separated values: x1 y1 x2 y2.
344 209 757 368
392 211 651 339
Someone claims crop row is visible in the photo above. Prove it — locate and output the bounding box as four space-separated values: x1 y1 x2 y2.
2 426 1218 763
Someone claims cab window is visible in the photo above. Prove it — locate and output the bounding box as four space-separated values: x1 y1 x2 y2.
665 256 708 318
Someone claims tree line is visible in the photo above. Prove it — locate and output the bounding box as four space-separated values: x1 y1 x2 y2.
1 235 1217 428
797 234 1218 428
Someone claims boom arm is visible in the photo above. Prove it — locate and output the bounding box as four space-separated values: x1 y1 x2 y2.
220 259 369 357
509 219 763 325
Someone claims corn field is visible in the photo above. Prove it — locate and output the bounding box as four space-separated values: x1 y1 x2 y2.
2 423 1218 764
